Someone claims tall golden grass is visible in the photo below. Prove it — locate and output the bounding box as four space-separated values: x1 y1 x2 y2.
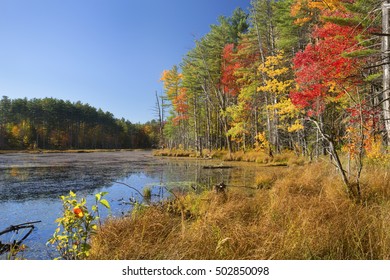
89 160 390 260
153 148 197 157
153 148 306 167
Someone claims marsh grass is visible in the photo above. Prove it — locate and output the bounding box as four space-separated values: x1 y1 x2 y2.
153 148 197 157
89 160 390 260
154 148 307 168
143 187 152 201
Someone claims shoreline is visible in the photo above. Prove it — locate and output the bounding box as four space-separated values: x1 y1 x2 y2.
0 148 154 155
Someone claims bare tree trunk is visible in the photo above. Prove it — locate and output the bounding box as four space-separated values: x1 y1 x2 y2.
206 100 212 150
382 1 390 145
193 94 200 154
273 95 280 153
311 119 349 186
264 94 273 153
155 91 164 148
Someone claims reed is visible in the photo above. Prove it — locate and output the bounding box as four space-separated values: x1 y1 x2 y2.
153 148 305 168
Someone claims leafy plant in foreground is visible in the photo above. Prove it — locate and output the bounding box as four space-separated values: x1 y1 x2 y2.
47 191 110 260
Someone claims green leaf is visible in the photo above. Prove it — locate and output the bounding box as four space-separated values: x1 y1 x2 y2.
69 191 76 197
95 193 101 201
99 199 110 209
364 73 382 83
342 49 378 58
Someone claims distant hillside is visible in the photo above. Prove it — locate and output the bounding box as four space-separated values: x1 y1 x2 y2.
0 96 158 150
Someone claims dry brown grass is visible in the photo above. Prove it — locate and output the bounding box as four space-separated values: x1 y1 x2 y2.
153 148 305 166
89 161 390 260
153 148 197 157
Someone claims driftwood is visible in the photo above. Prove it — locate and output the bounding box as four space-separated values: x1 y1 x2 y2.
203 165 234 170
0 221 41 255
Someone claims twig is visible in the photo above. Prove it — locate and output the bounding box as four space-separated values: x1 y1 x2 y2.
114 181 145 198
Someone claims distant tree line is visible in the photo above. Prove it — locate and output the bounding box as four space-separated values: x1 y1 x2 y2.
0 96 158 150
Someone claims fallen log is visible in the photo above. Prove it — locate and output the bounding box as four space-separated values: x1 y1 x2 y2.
202 165 234 169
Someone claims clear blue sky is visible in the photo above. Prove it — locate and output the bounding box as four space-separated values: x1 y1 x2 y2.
0 0 251 123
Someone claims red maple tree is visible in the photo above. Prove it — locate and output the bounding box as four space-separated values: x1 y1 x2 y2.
290 14 364 115
221 44 241 96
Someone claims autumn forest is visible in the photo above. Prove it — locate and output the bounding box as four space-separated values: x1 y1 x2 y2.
154 0 390 198
159 0 389 154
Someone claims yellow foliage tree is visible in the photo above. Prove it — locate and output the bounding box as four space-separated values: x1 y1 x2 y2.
291 0 344 26
258 51 303 134
160 66 182 101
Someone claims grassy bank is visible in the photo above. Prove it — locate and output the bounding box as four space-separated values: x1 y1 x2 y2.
89 160 390 260
153 148 305 167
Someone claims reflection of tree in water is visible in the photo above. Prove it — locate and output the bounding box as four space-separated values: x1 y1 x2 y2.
155 159 259 191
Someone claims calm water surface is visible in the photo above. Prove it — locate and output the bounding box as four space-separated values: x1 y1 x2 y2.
0 150 260 259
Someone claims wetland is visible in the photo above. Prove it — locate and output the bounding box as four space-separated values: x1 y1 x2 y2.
0 150 271 259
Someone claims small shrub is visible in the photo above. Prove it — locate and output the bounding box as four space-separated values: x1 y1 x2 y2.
47 191 110 260
143 187 152 201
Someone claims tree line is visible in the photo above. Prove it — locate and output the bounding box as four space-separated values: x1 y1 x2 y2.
158 0 388 155
0 96 158 150
157 0 390 198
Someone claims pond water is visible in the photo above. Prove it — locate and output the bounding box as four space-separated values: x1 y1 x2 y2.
0 150 262 259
